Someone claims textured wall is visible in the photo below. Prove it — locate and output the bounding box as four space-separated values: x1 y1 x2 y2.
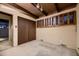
36 25 76 49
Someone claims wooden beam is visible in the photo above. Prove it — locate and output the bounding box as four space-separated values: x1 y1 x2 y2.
8 3 39 18
54 3 60 12
31 3 48 16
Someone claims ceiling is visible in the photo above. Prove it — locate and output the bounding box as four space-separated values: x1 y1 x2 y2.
6 3 77 19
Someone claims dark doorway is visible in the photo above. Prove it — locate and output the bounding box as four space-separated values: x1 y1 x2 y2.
0 19 9 39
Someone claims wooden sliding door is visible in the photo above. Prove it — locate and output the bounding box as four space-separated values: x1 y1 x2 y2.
18 17 36 45
28 21 36 41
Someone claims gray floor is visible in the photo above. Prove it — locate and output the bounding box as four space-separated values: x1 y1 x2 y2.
0 40 12 51
0 40 77 56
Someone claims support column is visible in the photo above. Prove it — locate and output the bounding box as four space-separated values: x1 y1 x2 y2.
13 15 18 46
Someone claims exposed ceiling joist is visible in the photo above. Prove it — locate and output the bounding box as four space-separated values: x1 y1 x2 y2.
31 3 48 16
54 3 60 12
6 3 77 19
9 3 39 18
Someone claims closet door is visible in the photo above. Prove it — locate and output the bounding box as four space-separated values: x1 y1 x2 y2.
18 17 29 45
28 21 36 41
18 17 36 45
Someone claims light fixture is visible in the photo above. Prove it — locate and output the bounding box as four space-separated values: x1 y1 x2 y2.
40 7 43 11
36 3 40 8
36 3 43 11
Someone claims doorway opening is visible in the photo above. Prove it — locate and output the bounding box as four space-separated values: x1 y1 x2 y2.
0 19 9 41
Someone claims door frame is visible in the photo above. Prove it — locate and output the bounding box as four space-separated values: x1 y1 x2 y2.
0 11 13 46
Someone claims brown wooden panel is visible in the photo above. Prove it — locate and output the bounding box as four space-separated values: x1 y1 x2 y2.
37 20 44 28
28 21 36 41
18 17 36 45
18 17 28 44
56 16 58 25
37 21 40 27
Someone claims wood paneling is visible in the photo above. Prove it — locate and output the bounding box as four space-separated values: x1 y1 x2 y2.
18 17 36 45
9 3 39 18
28 21 36 41
37 20 44 28
16 3 44 17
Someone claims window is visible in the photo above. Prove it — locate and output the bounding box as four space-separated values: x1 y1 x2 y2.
47 18 51 26
56 16 58 25
60 14 64 25
37 11 76 28
63 14 68 24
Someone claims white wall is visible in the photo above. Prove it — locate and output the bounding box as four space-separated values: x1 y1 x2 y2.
76 4 79 54
36 25 76 49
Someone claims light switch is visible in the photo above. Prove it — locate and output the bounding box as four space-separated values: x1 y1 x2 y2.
15 25 17 28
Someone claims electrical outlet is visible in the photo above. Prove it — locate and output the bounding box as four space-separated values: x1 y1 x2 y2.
40 39 43 42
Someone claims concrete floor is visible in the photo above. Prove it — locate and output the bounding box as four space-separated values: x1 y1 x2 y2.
0 40 77 56
0 40 12 51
